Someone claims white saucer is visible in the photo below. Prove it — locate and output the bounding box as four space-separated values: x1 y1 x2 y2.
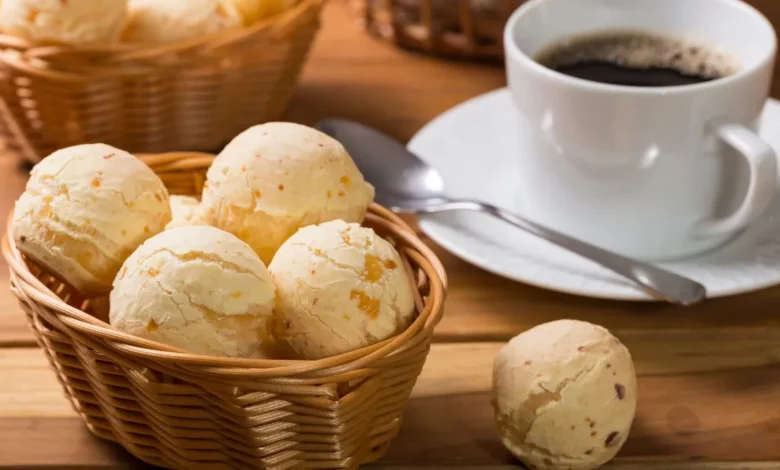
408 88 780 301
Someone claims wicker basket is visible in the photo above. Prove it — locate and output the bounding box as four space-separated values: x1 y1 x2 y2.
2 152 447 470
0 0 323 164
350 0 526 60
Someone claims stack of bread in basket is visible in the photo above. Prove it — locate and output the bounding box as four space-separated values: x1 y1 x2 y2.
4 122 446 469
0 0 324 163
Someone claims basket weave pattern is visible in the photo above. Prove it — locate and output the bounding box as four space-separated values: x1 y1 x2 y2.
0 0 323 164
351 0 525 60
3 152 447 469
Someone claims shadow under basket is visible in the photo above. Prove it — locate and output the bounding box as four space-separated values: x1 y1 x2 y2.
2 152 447 470
0 0 323 164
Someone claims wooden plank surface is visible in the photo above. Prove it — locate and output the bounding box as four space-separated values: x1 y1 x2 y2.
3 0 780 468
3 345 780 467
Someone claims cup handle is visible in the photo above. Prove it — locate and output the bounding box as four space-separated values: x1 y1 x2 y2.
692 122 778 237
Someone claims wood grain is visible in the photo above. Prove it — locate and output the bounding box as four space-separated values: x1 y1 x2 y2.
3 346 780 467
6 340 780 419
3 0 780 468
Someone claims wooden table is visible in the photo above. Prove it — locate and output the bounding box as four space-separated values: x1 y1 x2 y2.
3 2 780 469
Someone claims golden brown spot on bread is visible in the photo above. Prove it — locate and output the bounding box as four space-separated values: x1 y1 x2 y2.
91 177 101 189
338 190 345 197
42 195 53 204
241 165 247 172
327 190 332 199
384 259 397 269
215 3 227 17
343 314 351 321
350 290 380 319
26 9 39 22
231 290 242 298
253 190 262 198
362 254 384 283
278 184 285 191
154 194 162 202
340 175 351 187
143 225 150 233
342 234 351 244
147 268 159 277
310 269 316 275
121 229 127 236
146 319 159 333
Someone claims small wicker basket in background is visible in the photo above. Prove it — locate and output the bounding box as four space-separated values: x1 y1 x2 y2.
350 0 526 60
3 152 447 470
0 0 323 164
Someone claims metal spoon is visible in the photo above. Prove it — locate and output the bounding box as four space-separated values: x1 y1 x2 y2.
316 118 707 306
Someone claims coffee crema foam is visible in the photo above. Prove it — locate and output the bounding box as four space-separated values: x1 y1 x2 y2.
536 31 739 81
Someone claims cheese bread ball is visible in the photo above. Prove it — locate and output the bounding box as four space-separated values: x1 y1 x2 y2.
0 0 127 45
228 0 299 25
199 122 375 263
123 0 242 45
13 144 171 295
166 195 206 230
269 220 414 360
110 225 276 358
492 320 637 470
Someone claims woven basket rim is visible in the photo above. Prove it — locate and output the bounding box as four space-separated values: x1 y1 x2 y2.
4 152 447 374
0 0 324 59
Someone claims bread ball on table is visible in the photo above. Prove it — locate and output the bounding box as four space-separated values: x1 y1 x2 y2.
492 320 637 470
200 122 375 264
110 225 276 358
0 0 127 45
123 0 242 45
269 220 415 360
12 144 171 296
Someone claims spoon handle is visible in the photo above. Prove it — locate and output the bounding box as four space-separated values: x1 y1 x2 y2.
420 199 707 305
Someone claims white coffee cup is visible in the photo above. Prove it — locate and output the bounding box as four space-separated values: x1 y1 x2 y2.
504 0 778 260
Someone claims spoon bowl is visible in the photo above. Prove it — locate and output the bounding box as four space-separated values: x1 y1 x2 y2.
315 119 446 207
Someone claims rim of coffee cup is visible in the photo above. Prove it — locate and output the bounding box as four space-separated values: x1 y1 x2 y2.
503 0 778 95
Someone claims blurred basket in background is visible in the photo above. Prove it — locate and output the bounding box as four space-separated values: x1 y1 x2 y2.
350 0 526 60
0 0 323 164
3 151 448 470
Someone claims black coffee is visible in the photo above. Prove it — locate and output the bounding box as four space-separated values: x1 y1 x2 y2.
535 31 738 87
